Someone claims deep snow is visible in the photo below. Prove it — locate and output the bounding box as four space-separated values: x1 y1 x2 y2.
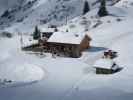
0 0 133 100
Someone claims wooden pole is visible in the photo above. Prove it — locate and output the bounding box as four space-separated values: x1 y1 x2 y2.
20 32 24 49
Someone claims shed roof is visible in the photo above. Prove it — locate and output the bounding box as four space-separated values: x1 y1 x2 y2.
93 58 115 69
47 32 89 44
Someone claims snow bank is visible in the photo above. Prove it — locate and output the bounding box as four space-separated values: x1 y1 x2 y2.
0 62 44 86
0 51 10 62
110 32 133 67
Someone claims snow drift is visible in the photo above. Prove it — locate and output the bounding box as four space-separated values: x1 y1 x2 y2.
0 60 44 87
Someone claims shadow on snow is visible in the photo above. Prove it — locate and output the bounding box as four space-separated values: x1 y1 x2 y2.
87 46 108 52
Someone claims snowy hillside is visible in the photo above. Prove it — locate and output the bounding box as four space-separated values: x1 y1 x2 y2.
0 0 133 100
0 0 119 33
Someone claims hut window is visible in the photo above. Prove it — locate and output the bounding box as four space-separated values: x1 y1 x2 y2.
42 34 45 37
69 47 72 51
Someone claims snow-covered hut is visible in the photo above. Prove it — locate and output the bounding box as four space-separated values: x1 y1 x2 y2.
47 32 91 58
93 58 119 74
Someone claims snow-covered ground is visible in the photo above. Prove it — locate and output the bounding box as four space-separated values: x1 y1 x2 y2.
0 0 133 100
0 36 44 88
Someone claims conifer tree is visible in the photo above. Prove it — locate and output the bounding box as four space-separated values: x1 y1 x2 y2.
83 1 90 15
98 0 108 17
33 26 41 40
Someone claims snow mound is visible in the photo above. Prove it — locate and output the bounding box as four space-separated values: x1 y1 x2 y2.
0 51 10 62
0 62 44 85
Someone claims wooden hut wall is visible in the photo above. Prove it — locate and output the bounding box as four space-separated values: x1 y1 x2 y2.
47 42 81 58
79 35 91 51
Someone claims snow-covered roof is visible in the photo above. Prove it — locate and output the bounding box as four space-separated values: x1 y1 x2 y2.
40 28 56 33
47 32 87 44
93 58 115 69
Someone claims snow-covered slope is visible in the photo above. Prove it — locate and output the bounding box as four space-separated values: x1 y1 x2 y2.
0 37 44 87
0 0 119 33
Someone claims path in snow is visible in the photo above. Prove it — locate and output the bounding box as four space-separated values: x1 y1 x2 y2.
61 31 133 100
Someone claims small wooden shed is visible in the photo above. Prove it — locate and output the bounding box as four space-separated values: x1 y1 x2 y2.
93 58 119 74
47 32 91 58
